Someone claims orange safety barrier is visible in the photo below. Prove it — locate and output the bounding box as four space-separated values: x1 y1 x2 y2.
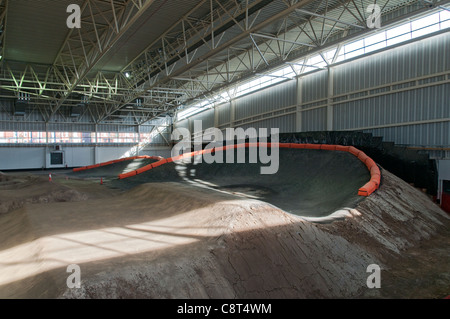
365 158 377 170
118 171 137 179
348 146 361 157
73 155 164 172
321 145 337 151
336 145 350 152
135 165 152 175
304 143 321 150
151 159 167 168
358 181 378 196
117 143 381 197
358 152 369 163
290 143 306 149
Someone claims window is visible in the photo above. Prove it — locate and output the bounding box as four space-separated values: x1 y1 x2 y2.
344 39 365 59
0 131 138 144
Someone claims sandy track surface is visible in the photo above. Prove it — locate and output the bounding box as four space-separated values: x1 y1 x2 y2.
0 167 448 298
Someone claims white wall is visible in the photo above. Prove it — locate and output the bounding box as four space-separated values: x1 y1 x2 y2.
96 146 133 164
0 145 172 170
0 147 45 170
141 146 172 158
64 147 94 168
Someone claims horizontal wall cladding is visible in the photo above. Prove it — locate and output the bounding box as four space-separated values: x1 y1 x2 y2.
236 114 296 134
368 121 450 147
333 32 450 95
234 80 296 121
333 83 450 130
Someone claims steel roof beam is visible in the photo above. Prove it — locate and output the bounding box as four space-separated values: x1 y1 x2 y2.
49 0 157 119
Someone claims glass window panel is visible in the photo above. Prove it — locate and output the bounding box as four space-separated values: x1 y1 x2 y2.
412 23 440 38
411 13 440 31
386 23 411 39
345 48 365 59
365 31 386 46
344 39 364 54
365 40 386 53
386 32 411 46
441 19 450 29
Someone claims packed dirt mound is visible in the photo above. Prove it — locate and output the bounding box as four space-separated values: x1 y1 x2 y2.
0 174 88 214
0 167 448 299
113 148 370 218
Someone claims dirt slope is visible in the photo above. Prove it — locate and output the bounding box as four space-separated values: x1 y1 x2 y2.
0 166 448 298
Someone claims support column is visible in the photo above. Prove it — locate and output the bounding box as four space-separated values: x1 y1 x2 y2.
327 67 334 131
296 77 303 132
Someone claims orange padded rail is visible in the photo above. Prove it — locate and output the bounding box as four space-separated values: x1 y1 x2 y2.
73 156 163 172
117 143 381 197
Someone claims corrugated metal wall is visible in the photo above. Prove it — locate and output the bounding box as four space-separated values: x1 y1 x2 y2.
234 80 296 121
239 115 296 134
174 31 450 155
217 102 231 127
302 71 328 103
189 108 215 132
332 32 450 147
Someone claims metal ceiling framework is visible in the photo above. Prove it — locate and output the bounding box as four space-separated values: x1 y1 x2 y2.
0 0 447 127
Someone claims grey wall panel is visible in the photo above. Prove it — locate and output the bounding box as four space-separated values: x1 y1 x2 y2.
189 109 215 130
369 121 450 147
302 70 328 103
237 114 296 134
96 124 137 133
174 119 189 131
0 120 46 132
149 129 171 145
334 32 450 96
170 32 450 153
234 80 296 121
334 83 450 130
302 108 327 132
217 103 231 126
47 123 96 132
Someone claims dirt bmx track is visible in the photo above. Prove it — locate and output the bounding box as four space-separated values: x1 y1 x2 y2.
0 147 448 298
